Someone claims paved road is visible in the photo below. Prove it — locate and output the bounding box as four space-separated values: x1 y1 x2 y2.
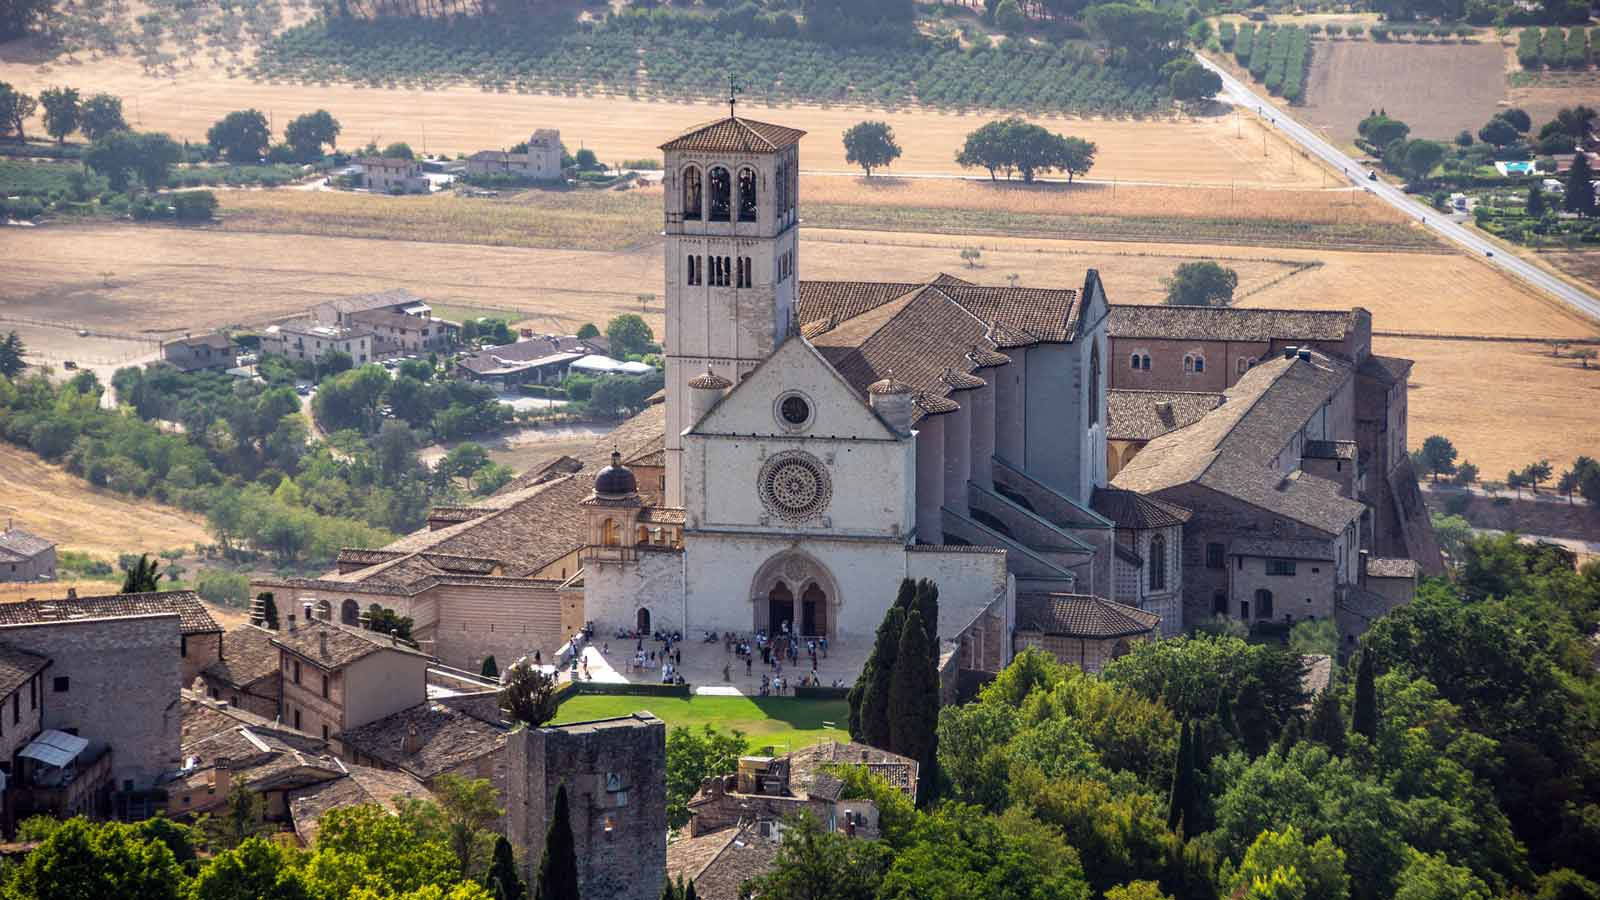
1193 54 1600 323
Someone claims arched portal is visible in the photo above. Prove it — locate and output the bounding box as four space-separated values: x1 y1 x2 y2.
315 599 332 621
340 599 359 625
750 551 839 639
637 607 651 634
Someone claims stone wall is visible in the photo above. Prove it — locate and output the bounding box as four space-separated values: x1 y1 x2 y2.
1230 554 1337 624
1013 629 1152 674
1 614 181 788
425 582 566 673
0 675 44 770
0 548 55 583
506 714 667 900
181 632 222 692
584 550 686 638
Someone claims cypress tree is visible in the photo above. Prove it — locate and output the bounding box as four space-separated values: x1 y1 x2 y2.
894 577 918 612
1306 686 1347 755
683 881 697 900
887 608 939 784
858 606 904 750
915 579 940 650
482 655 500 680
850 584 915 743
534 785 580 900
1565 151 1597 216
1167 720 1199 834
488 834 527 900
1352 649 1378 742
1215 688 1239 743
1527 184 1546 217
1274 715 1303 757
256 592 280 630
120 553 161 593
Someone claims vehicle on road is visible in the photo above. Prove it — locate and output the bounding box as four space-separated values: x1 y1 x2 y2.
62 360 77 370
1367 171 1377 181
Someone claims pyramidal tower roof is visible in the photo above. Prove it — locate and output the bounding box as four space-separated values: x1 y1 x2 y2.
659 116 807 154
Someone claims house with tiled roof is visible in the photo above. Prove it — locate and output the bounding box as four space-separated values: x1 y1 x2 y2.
339 691 509 800
270 617 434 746
0 527 55 583
200 624 283 720
1013 592 1161 672
685 740 918 839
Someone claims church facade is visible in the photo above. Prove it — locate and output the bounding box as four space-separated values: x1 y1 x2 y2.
580 114 1134 656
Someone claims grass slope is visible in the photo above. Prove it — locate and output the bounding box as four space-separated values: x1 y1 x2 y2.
552 695 850 753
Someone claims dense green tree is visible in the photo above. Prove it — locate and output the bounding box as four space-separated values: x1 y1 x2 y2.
1351 649 1377 742
994 0 1026 33
887 607 940 790
575 323 600 339
534 785 580 900
1528 184 1547 217
878 805 1092 900
401 774 504 881
0 330 25 377
1417 435 1458 482
1169 62 1222 105
1358 114 1410 150
1565 151 1596 216
605 314 655 357
383 140 415 160
4 817 186 900
1401 139 1446 181
955 117 1095 183
499 656 558 728
284 109 341 162
1305 687 1346 755
1392 848 1492 900
79 92 127 141
84 130 181 193
1223 826 1349 900
207 109 271 162
38 86 79 144
747 811 890 900
487 835 526 900
852 604 903 749
1478 117 1519 149
1166 720 1199 833
1083 3 1185 53
191 837 309 900
119 552 162 593
1163 261 1239 307
197 789 269 851
842 120 902 177
0 81 37 140
665 725 745 829
257 591 280 629
914 578 939 651
312 803 462 894
0 0 52 40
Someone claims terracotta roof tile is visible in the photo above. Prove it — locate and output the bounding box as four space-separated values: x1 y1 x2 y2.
667 826 779 900
0 644 49 697
1090 487 1192 529
1107 390 1225 441
340 700 508 780
1108 304 1355 342
289 766 433 847
1358 353 1413 386
271 619 434 669
659 116 807 153
203 625 280 689
1229 538 1335 561
0 590 220 635
1015 592 1160 638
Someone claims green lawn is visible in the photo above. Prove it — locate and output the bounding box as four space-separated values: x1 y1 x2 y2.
551 695 849 754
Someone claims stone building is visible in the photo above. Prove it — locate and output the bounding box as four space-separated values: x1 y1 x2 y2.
1107 304 1441 577
358 157 429 194
684 740 918 838
159 333 235 373
1012 592 1160 673
0 646 50 831
199 624 282 720
271 616 434 745
466 128 564 182
340 691 509 800
347 308 459 357
313 288 434 327
1112 350 1371 629
260 320 375 367
1089 488 1189 636
0 528 55 583
666 824 780 900
506 713 667 900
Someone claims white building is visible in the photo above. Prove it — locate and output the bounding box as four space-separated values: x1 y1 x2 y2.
575 114 1154 667
465 128 564 182
358 157 429 194
261 321 375 366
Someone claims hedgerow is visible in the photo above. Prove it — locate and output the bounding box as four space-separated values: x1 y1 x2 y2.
250 13 1174 115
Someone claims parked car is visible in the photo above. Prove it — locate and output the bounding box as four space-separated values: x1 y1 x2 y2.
62 360 78 370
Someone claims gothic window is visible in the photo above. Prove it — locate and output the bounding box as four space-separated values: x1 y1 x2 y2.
1237 357 1249 374
723 256 733 287
1255 589 1274 619
738 167 758 222
1141 354 1151 370
682 166 702 220
1149 534 1167 591
1130 353 1140 370
738 256 753 288
775 159 787 214
1088 344 1100 426
708 166 731 221
788 156 798 212
1194 355 1205 373
687 255 701 286
1183 354 1194 372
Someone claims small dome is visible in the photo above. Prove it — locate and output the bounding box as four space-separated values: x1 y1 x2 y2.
593 451 638 497
688 368 733 390
868 369 913 395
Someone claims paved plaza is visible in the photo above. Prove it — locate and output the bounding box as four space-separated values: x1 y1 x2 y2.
567 633 872 697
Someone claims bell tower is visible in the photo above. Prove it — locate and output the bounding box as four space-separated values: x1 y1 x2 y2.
658 100 805 507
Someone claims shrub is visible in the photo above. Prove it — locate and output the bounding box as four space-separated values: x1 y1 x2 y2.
172 190 218 222
196 569 250 606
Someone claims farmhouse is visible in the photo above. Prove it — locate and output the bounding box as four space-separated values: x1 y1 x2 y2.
0 527 55 582
455 334 608 386
160 332 235 373
357 156 429 194
466 129 564 182
314 288 433 326
261 320 376 366
348 308 459 356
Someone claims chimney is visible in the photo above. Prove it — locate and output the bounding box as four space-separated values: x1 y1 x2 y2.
1297 349 1312 362
211 757 232 794
303 601 314 621
1283 346 1297 360
1358 549 1369 589
287 613 297 633
319 629 329 659
402 723 423 756
1156 401 1175 428
65 587 77 600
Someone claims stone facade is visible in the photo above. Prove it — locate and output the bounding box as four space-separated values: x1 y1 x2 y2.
261 321 375 366
0 529 55 583
0 614 182 789
506 714 667 900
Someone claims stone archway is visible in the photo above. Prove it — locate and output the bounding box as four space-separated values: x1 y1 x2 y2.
750 551 839 639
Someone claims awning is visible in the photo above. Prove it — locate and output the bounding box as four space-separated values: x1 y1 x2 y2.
19 730 89 768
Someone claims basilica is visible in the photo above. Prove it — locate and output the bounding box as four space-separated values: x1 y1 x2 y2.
256 112 1434 677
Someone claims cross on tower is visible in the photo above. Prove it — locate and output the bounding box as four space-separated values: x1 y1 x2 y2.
727 78 741 119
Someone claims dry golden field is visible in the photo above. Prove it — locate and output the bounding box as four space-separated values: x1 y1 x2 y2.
1507 70 1600 132
1300 40 1511 141
0 442 211 559
1377 337 1600 477
0 52 1327 186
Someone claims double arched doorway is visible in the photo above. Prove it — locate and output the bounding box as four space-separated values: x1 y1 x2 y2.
751 552 837 639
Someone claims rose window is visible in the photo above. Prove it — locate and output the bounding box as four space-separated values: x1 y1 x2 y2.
758 451 832 522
